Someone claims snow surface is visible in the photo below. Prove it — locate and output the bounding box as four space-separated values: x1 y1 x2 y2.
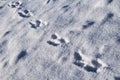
0 0 120 80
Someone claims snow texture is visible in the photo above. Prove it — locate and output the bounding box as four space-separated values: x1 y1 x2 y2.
0 0 120 80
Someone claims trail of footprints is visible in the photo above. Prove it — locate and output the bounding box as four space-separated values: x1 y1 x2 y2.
1 1 119 78
8 1 22 9
73 50 107 73
82 12 114 30
8 1 33 18
47 33 69 46
8 1 47 29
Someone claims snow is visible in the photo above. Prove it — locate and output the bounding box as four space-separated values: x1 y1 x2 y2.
0 0 120 80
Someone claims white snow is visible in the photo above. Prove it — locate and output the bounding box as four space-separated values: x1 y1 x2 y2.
0 0 120 80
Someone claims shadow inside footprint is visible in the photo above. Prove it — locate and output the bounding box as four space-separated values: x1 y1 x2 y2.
47 41 59 46
107 0 113 4
83 20 95 29
18 12 29 18
16 50 27 63
107 13 114 19
29 20 41 29
92 60 101 68
46 0 51 4
3 31 11 37
74 52 82 60
62 5 70 12
101 12 114 25
29 22 36 29
46 0 57 4
114 77 120 80
51 34 58 39
73 61 84 67
114 76 120 80
0 6 3 9
59 38 66 43
84 65 97 73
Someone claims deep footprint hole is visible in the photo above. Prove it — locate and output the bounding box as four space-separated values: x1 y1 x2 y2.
73 61 84 68
51 34 58 39
47 41 59 46
84 65 97 73
59 38 66 43
3 31 11 37
83 20 95 29
91 60 102 68
74 52 82 60
107 12 114 19
16 50 27 63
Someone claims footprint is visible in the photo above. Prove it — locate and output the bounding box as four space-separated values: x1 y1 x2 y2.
73 50 107 73
0 57 8 69
116 37 120 44
29 19 48 29
84 65 97 73
0 2 6 9
46 0 57 4
3 31 11 37
0 6 3 9
0 40 7 54
106 12 114 19
51 34 58 39
46 0 51 4
73 52 85 67
18 9 33 18
29 20 41 29
47 40 60 46
8 1 22 9
15 50 27 63
107 0 113 4
51 33 61 40
74 52 82 61
91 59 102 68
82 20 95 29
47 33 70 46
59 38 67 43
92 59 107 72
114 76 120 80
62 5 69 9
73 61 84 68
101 12 114 25
73 51 85 68
58 37 69 44
2 61 8 68
100 12 114 25
47 34 60 47
62 5 70 12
